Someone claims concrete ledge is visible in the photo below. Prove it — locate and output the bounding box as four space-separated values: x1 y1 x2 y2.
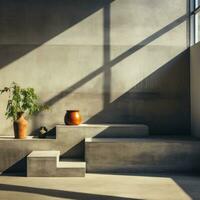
57 160 86 168
85 137 200 173
0 136 55 140
85 137 200 143
57 124 148 128
56 124 149 138
28 151 60 158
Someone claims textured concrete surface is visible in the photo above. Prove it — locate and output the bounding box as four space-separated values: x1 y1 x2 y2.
0 124 147 173
0 0 190 136
0 173 200 200
191 41 200 138
57 124 149 138
27 150 85 177
56 124 149 139
27 151 59 177
85 138 200 173
56 124 149 158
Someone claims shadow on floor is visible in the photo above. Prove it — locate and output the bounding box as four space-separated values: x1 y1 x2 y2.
0 183 142 200
174 176 200 200
107 172 200 200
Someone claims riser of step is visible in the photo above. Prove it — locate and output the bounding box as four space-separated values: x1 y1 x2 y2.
27 159 57 177
56 124 149 139
85 138 200 173
27 167 85 177
56 168 85 177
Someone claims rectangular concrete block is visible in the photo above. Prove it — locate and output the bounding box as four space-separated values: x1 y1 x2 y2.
27 151 59 177
85 138 200 173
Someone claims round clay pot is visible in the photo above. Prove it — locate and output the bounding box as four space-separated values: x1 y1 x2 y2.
64 110 82 125
13 113 28 139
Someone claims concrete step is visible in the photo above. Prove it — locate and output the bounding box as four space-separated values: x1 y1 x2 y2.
57 159 86 177
56 124 149 158
27 151 85 177
27 151 59 177
85 137 200 173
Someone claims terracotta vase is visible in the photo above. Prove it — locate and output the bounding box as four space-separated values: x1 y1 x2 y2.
64 110 82 125
13 113 28 139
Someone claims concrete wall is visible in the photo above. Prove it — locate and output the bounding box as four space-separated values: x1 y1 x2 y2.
191 42 200 138
0 0 190 136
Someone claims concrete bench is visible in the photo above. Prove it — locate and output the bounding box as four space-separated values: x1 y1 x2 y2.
85 137 200 173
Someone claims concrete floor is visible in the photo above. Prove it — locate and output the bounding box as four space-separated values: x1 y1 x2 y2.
0 173 200 200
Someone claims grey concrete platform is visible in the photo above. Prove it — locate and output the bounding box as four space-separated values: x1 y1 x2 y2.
85 137 200 173
27 151 85 177
28 151 60 158
0 124 148 173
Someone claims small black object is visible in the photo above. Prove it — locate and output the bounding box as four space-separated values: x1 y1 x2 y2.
39 126 48 138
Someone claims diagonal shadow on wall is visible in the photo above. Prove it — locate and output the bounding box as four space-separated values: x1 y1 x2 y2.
44 14 188 107
87 49 190 135
0 0 114 69
41 12 190 135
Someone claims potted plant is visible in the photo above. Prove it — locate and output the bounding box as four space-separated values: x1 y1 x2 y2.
0 82 48 139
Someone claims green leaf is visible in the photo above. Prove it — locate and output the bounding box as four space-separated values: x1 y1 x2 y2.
0 83 48 121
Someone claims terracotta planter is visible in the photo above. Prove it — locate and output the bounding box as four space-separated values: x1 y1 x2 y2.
13 113 28 139
64 110 82 125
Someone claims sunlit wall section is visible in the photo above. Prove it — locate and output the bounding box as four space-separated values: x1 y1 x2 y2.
110 0 188 100
0 0 190 135
94 0 190 134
